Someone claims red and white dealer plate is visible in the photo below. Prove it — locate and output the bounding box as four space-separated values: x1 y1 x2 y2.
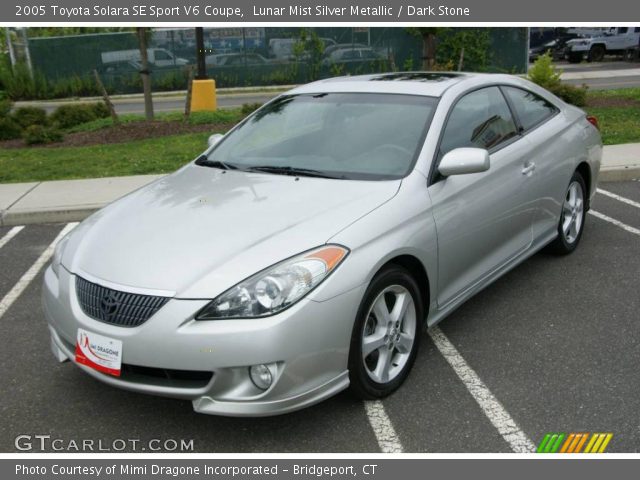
75 328 123 377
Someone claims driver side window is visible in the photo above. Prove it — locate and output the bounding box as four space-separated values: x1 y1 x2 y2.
440 87 518 157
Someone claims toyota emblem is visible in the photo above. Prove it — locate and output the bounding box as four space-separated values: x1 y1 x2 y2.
100 292 120 319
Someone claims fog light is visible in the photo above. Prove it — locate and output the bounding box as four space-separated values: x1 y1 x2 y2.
249 364 273 390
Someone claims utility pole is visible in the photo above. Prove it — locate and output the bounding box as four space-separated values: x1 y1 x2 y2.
20 28 33 77
5 28 16 68
190 28 216 112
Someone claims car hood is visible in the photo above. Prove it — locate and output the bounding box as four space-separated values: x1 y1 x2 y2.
64 164 400 298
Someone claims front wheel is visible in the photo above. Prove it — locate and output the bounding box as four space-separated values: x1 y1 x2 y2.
588 45 605 62
545 172 587 255
348 265 423 399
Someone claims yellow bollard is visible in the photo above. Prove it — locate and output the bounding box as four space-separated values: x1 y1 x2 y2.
191 79 217 111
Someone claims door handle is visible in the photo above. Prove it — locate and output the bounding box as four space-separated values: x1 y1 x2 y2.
522 162 536 176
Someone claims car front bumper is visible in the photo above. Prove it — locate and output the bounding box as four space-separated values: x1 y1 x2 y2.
43 265 364 416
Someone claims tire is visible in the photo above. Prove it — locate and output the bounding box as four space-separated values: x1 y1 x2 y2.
348 264 423 399
588 45 605 62
544 171 587 255
567 52 583 63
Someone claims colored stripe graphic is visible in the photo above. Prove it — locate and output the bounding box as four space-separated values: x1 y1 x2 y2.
536 434 551 453
537 433 612 453
574 433 589 453
584 433 613 453
597 434 613 453
560 433 576 453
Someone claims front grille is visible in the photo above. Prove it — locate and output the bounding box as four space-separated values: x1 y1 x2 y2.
75 276 170 327
120 364 213 389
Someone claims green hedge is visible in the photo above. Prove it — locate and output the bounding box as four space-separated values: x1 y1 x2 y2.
0 117 23 141
50 103 110 129
23 124 64 145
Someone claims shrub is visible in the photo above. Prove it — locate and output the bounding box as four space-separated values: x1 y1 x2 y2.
50 102 108 129
549 83 588 107
0 62 50 100
23 124 64 145
50 104 95 128
528 52 587 107
528 52 562 89
0 117 23 140
12 106 48 128
90 102 110 119
0 97 12 117
241 103 263 116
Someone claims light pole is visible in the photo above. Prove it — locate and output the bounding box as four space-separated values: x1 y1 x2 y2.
190 27 217 111
195 27 207 79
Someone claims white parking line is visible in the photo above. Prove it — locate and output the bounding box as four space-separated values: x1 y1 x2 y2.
597 188 640 210
364 400 403 453
0 226 24 250
589 210 640 236
0 223 77 320
428 326 536 453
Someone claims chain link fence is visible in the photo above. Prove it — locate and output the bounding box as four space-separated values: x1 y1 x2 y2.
19 28 527 97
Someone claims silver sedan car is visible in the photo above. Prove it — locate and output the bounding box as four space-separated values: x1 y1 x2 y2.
43 72 602 416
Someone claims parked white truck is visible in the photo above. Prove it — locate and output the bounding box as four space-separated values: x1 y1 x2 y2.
564 27 640 63
101 48 189 67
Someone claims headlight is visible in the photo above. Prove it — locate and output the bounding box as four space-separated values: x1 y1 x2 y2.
51 235 70 277
196 245 349 320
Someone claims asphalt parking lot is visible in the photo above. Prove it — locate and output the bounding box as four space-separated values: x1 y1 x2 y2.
0 180 638 453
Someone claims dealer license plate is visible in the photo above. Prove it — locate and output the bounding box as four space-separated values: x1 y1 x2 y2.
75 328 122 377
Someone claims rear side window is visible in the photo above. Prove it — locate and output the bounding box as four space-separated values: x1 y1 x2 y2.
440 86 518 155
503 87 557 132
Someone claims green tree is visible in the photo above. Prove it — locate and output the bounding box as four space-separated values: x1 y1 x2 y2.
293 28 325 81
405 27 448 70
527 52 562 89
436 29 491 71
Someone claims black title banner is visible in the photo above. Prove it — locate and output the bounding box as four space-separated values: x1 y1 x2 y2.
3 0 639 23
5 459 640 480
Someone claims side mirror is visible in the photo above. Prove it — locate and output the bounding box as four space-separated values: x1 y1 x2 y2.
438 148 490 177
207 134 224 148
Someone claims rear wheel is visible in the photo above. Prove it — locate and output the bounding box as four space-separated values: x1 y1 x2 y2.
348 265 422 399
545 172 587 255
588 45 605 62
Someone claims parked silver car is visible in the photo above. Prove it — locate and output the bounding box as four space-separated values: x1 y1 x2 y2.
43 72 602 416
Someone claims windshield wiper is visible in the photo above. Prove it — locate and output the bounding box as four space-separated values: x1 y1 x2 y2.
245 165 344 179
195 155 237 170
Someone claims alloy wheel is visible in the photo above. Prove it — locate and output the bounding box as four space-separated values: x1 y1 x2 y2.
562 180 584 244
361 285 417 384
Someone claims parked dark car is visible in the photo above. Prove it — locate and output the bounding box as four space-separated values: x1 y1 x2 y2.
529 32 579 62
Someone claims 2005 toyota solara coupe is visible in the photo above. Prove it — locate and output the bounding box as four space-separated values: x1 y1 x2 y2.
44 72 602 416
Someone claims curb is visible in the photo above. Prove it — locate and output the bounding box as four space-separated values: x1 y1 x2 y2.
1 167 637 227
598 166 640 182
0 207 100 227
13 85 296 108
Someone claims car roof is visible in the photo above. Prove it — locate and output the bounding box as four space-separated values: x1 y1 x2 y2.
288 72 527 98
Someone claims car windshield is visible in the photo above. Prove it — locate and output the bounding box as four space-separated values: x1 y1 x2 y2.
205 93 438 180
